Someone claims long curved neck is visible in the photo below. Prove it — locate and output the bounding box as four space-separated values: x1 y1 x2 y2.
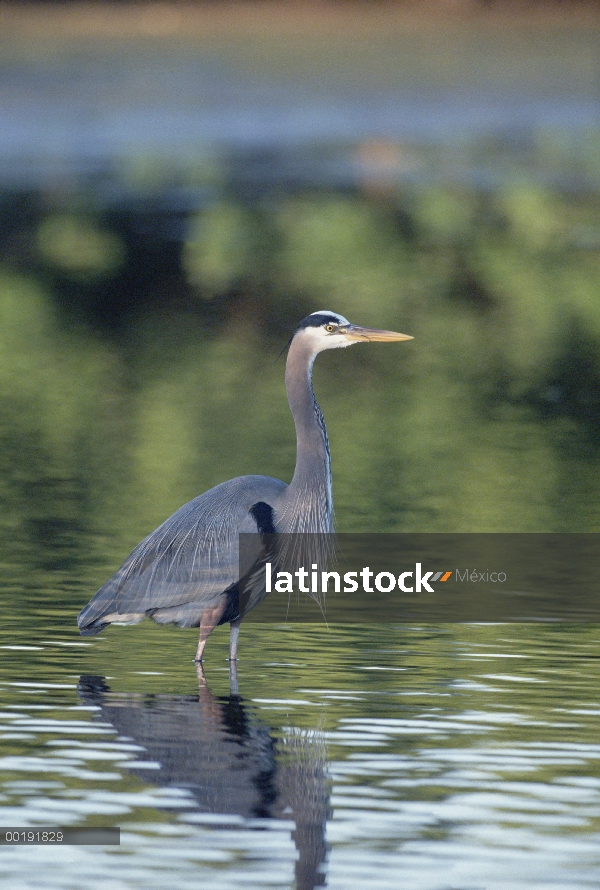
284 337 332 527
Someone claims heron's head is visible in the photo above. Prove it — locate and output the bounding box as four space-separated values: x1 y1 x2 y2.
294 311 413 354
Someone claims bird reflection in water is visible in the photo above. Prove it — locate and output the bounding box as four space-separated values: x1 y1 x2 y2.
77 666 329 890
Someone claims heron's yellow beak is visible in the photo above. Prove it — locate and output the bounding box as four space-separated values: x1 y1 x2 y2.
342 325 413 343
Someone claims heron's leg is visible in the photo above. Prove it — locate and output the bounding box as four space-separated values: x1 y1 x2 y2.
195 661 207 686
229 658 239 696
228 619 241 662
194 602 226 662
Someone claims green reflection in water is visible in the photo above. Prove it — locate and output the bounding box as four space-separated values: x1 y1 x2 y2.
0 180 600 606
0 620 599 849
36 214 125 279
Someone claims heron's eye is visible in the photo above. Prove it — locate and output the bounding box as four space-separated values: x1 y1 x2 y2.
325 324 335 333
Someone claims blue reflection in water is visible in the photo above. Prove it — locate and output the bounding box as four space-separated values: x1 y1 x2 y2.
77 666 329 890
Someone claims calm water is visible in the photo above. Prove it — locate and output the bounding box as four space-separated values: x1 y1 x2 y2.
1 295 600 888
0 609 599 889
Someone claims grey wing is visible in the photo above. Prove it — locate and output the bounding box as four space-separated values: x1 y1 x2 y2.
77 475 286 635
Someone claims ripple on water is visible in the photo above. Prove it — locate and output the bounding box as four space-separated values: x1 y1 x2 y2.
0 626 599 889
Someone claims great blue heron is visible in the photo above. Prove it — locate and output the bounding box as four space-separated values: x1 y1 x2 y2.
77 311 412 661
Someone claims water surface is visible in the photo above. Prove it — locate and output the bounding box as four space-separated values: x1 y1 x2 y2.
0 610 599 889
